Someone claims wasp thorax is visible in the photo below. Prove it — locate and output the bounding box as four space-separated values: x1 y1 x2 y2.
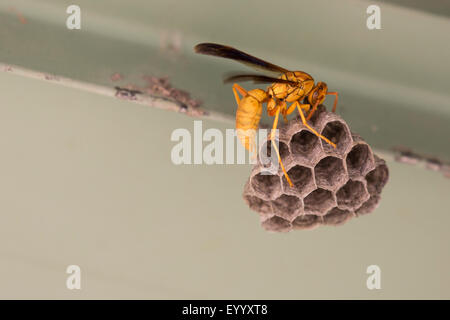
272 71 316 103
268 83 289 100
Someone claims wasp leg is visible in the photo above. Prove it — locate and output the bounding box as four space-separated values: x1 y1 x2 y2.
285 100 309 115
291 101 337 148
232 83 248 105
327 92 339 113
270 108 293 187
267 98 278 116
269 99 288 123
306 100 320 121
278 100 288 123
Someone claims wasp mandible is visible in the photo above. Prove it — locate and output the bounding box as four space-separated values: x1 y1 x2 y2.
194 43 339 187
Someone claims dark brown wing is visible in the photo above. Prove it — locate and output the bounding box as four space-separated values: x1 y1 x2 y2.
194 43 289 74
223 73 297 85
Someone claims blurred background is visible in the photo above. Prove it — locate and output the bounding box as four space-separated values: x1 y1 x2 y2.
0 0 449 299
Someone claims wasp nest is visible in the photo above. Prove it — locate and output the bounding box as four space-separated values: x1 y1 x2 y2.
243 106 389 232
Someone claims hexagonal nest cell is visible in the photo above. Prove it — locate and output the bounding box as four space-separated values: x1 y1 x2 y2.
242 105 389 232
314 156 347 189
282 165 315 197
336 180 370 210
304 188 336 215
346 142 375 178
289 129 322 166
259 139 290 169
323 207 353 226
271 194 303 221
250 172 281 200
320 121 352 155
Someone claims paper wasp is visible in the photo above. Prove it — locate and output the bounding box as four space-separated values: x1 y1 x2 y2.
194 43 338 187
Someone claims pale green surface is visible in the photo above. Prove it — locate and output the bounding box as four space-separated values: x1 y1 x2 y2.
1 0 450 161
1 71 450 299
0 0 449 299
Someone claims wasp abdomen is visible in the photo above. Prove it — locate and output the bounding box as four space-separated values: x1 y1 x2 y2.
236 90 267 150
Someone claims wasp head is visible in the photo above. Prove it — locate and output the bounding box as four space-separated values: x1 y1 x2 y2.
308 82 328 106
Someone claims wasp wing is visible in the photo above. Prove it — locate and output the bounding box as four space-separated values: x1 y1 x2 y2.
223 73 297 85
194 43 289 74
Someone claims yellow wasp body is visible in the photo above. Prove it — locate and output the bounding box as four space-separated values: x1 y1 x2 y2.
195 43 338 187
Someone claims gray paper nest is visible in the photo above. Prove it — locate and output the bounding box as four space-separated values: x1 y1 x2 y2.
243 106 389 232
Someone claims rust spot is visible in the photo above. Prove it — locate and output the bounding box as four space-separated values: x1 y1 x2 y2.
44 74 60 81
393 146 421 165
393 146 450 179
8 7 27 24
110 73 124 82
141 76 203 115
159 30 183 57
424 157 442 171
114 86 141 100
112 75 204 116
442 165 450 179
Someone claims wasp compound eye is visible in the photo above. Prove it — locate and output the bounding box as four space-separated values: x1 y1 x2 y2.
243 105 389 232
